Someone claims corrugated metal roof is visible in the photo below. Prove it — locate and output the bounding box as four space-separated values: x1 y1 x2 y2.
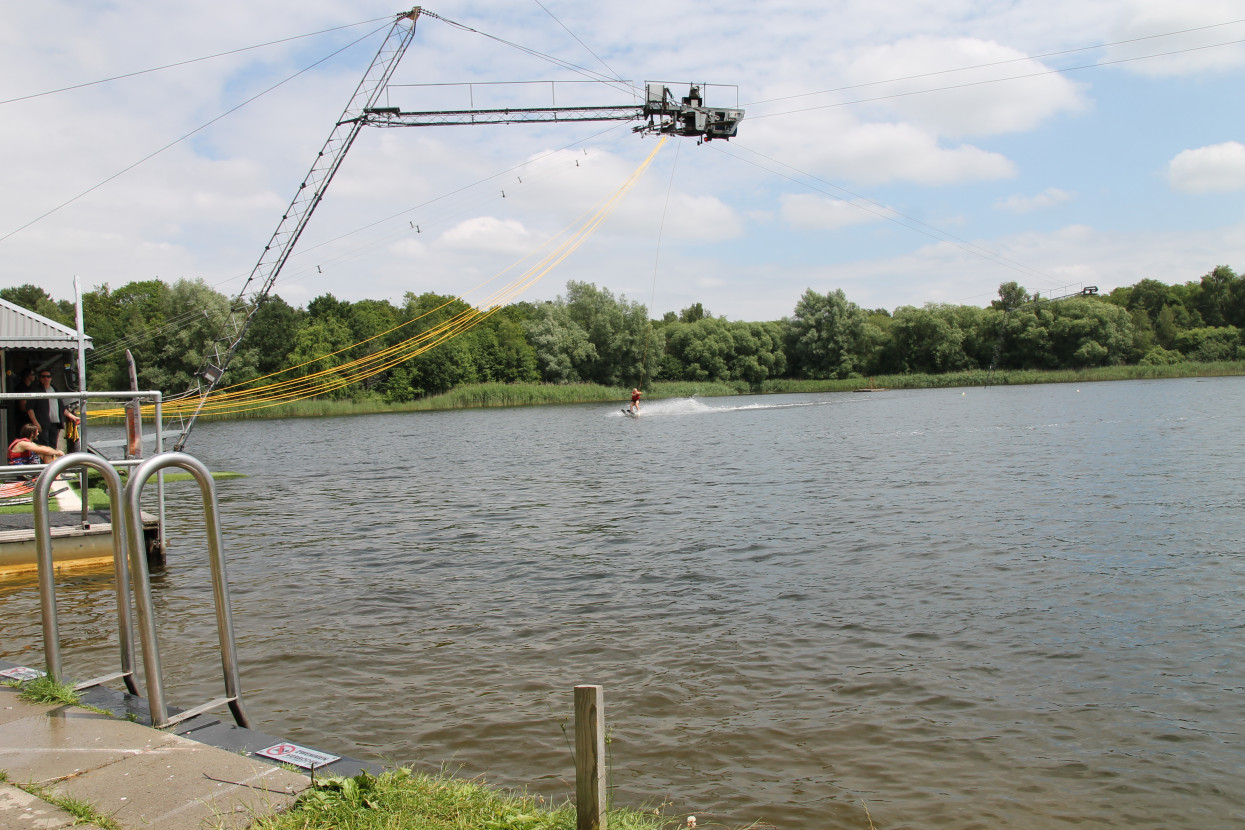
0 297 93 350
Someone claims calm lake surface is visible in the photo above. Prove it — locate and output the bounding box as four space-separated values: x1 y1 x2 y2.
4 377 1245 828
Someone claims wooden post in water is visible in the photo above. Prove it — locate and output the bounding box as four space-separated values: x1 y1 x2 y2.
575 684 607 830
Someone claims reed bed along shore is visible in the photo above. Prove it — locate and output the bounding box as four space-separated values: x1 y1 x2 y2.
86 361 1245 424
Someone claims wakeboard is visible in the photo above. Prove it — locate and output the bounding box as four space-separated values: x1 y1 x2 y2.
622 408 639 417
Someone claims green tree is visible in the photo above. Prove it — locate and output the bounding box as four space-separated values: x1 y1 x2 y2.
1128 306 1156 360
85 280 171 391
477 310 540 383
563 281 657 386
1046 297 1134 367
151 279 255 393
241 295 306 378
1186 265 1245 329
992 281 1029 312
679 302 707 323
729 321 787 385
1173 326 1241 361
523 282 658 386
784 288 869 379
394 292 482 397
287 316 354 398
524 301 597 383
889 304 972 374
663 318 733 381
0 284 74 325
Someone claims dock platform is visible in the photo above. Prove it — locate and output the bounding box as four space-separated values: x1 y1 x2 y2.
0 660 381 829
0 509 161 577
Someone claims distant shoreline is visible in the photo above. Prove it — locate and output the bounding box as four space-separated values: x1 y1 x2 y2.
86 360 1245 424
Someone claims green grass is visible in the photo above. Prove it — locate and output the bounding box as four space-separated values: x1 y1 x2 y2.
10 673 113 714
16 675 82 707
0 774 123 830
247 768 691 830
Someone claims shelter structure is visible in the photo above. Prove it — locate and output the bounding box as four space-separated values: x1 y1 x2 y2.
0 298 92 443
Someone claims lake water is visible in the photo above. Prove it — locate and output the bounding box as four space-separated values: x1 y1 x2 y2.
4 377 1245 828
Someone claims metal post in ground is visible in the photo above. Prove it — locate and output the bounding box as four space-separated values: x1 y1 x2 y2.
575 684 607 830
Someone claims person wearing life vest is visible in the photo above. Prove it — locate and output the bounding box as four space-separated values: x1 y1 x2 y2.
630 387 642 413
8 424 63 465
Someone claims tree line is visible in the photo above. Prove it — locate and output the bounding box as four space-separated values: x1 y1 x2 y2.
3 264 1242 399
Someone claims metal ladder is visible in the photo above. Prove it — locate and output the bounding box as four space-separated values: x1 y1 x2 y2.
33 452 250 729
33 454 140 696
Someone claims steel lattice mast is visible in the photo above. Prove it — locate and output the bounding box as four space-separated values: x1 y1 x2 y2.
173 8 425 451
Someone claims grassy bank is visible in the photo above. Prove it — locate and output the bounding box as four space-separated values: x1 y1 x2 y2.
85 361 1245 424
248 768 697 830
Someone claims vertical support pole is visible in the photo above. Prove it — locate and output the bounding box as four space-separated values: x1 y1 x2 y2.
575 684 607 830
74 276 89 528
153 395 166 555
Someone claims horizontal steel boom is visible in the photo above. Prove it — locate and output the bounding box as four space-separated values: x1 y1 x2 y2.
358 105 644 127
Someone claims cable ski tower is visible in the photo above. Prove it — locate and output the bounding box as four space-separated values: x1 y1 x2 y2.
173 6 744 451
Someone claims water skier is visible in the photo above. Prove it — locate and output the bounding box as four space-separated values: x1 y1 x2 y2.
630 387 642 413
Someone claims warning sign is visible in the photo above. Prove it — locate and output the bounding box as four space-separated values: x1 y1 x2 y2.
256 742 340 770
0 667 47 682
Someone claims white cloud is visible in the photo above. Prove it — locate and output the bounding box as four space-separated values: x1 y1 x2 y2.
748 109 1017 187
439 217 534 253
845 37 1086 137
1107 0 1245 77
1168 142 1245 193
838 121 1017 185
780 194 883 230
995 187 1075 212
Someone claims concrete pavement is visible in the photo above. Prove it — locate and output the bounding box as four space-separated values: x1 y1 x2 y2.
0 683 310 830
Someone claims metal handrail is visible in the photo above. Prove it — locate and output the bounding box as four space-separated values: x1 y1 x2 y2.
123 453 250 729
32 454 140 694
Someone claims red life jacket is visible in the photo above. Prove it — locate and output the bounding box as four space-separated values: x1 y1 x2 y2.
7 438 39 465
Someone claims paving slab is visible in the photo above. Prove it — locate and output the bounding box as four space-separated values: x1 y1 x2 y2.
0 683 310 830
0 685 58 727
0 706 183 786
49 735 308 830
0 782 104 830
0 662 378 828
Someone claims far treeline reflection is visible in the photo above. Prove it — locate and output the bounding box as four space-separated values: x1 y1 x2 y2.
5 265 1243 400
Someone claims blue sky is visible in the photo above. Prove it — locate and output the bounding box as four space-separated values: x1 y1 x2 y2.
2 0 1243 321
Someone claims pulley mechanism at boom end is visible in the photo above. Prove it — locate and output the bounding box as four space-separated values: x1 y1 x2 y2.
637 82 744 140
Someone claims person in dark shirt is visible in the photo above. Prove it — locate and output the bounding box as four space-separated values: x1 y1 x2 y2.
25 370 79 451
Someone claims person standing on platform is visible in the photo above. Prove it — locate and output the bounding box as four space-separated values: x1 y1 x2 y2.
25 370 78 452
